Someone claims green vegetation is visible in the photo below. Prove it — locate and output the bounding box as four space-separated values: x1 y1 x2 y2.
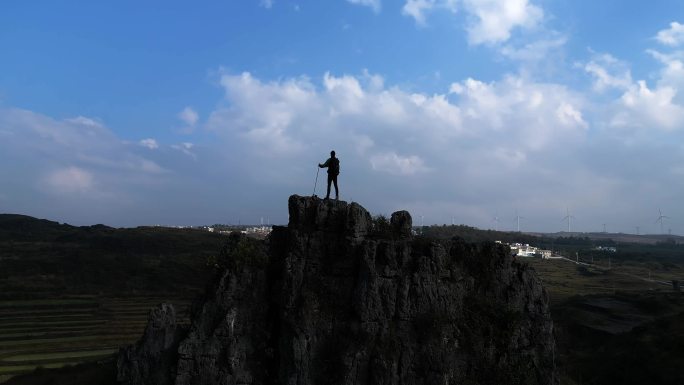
369 214 392 238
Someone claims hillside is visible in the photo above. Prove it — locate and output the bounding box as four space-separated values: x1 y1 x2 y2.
0 214 226 299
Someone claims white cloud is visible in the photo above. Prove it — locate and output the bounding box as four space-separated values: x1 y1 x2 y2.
647 49 684 105
139 138 159 149
178 106 199 127
557 102 588 129
259 0 273 9
209 72 316 156
370 152 428 175
583 53 633 92
656 21 684 46
449 75 587 148
65 116 104 128
584 46 684 132
402 0 457 26
402 0 435 25
500 35 566 62
611 80 684 131
462 0 543 45
46 166 94 194
0 108 177 223
347 0 381 13
402 0 546 48
172 142 196 159
205 68 592 216
5 57 684 232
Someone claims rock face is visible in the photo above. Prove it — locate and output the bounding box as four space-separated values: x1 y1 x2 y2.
118 195 557 385
117 303 185 385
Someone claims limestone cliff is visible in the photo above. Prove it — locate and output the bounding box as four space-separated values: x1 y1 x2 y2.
118 195 557 385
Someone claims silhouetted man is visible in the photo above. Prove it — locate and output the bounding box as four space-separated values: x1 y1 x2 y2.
318 150 340 200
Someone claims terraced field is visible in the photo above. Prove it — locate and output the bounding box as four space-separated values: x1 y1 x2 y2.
0 296 193 383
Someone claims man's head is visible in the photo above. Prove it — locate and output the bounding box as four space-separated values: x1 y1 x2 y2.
331 150 336 157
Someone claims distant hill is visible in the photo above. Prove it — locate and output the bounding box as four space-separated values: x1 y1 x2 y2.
418 222 683 246
421 224 684 262
526 231 684 245
0 214 79 241
0 214 227 299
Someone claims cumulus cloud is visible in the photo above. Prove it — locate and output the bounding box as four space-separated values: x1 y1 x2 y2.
611 80 684 131
347 0 381 13
139 138 159 149
403 0 544 45
647 49 684 105
656 21 684 46
402 0 554 68
7 18 684 231
201 70 604 230
462 0 543 45
585 43 684 132
211 70 589 157
4 59 684 232
449 75 587 148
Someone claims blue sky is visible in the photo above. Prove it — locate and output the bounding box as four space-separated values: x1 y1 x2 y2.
2 0 684 234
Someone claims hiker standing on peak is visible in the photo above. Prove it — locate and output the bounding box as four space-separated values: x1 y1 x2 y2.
319 150 340 200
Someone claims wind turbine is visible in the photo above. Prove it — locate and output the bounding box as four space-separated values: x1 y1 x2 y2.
562 207 575 233
493 212 500 232
514 209 523 232
655 209 669 235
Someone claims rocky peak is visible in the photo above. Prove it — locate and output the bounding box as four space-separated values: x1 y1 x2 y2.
118 195 558 385
287 195 372 239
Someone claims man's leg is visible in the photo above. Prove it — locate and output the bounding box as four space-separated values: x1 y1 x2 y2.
333 175 339 199
326 174 332 199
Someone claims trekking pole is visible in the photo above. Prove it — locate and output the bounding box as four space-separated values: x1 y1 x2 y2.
312 167 320 197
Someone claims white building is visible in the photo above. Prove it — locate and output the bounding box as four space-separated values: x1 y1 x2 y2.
512 243 538 257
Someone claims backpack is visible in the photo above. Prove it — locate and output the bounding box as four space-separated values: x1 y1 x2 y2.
330 158 340 175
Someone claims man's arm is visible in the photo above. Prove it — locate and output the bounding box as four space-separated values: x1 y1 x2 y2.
319 158 330 168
